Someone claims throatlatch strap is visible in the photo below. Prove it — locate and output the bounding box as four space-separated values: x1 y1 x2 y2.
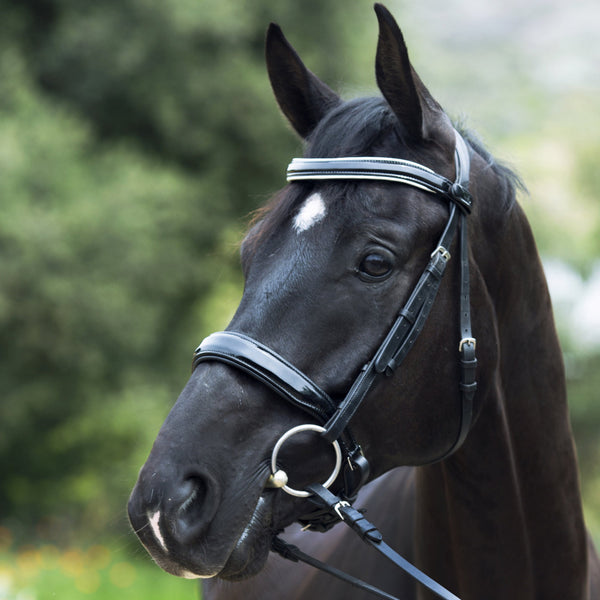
454 214 477 451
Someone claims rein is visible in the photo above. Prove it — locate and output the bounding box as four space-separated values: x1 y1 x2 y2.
273 483 462 600
193 129 476 600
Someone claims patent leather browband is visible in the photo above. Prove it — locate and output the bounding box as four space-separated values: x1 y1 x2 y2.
287 156 472 214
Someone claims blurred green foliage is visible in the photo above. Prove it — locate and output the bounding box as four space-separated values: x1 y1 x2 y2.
0 0 370 544
0 527 197 599
0 0 598 559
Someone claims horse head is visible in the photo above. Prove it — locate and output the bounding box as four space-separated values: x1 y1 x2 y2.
128 4 506 582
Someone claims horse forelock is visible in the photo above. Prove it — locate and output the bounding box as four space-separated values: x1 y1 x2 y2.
241 96 419 260
305 97 410 159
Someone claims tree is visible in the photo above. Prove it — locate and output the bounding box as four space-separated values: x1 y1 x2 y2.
0 0 370 543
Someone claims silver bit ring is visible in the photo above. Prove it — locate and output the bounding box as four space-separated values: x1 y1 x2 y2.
270 424 342 498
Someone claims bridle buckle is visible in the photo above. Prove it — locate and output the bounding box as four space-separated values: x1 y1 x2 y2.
334 500 350 520
459 337 476 352
431 246 451 261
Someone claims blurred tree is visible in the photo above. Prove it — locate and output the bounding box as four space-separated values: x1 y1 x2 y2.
8 0 370 190
0 52 225 539
1 0 598 547
0 0 371 542
568 351 600 542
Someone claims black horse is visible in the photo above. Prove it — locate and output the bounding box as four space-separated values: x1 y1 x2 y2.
129 5 600 599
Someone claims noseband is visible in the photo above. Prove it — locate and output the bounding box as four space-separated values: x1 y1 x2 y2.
192 130 476 600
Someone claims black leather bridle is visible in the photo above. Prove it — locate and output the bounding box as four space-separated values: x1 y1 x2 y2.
192 130 477 600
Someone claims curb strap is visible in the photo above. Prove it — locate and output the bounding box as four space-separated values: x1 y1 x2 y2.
272 483 462 600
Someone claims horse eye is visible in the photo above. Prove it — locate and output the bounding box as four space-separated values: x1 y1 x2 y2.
358 253 393 281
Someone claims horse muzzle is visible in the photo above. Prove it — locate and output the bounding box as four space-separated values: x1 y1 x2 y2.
127 466 226 578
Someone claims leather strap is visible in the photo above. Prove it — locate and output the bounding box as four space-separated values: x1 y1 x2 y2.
318 132 476 459
272 537 400 600
193 331 371 505
321 204 460 444
193 331 336 423
287 156 472 215
272 483 462 600
432 214 476 462
374 206 459 375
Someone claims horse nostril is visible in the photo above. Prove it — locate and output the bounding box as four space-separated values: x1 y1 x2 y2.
178 476 208 519
172 474 220 544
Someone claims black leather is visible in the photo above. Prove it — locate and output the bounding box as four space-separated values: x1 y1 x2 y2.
272 483 462 600
321 204 460 445
271 537 400 600
287 154 472 214
193 331 336 423
193 331 371 509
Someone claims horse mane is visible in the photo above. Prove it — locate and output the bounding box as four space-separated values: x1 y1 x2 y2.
457 124 527 208
242 97 523 260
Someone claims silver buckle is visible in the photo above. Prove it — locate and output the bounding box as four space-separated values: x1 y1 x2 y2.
431 246 451 261
334 500 350 520
459 337 476 352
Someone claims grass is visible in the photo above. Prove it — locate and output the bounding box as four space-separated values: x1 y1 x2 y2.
0 527 199 600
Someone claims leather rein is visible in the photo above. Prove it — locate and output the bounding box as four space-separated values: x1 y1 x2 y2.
192 129 476 600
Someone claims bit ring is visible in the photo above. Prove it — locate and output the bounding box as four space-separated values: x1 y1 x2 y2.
270 424 342 498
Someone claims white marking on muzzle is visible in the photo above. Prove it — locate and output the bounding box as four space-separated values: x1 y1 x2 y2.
145 510 214 579
180 570 208 579
293 192 326 233
148 510 168 553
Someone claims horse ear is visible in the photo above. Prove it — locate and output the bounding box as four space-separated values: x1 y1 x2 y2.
266 23 341 139
374 4 450 142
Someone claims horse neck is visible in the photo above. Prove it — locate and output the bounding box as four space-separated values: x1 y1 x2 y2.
416 202 590 599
